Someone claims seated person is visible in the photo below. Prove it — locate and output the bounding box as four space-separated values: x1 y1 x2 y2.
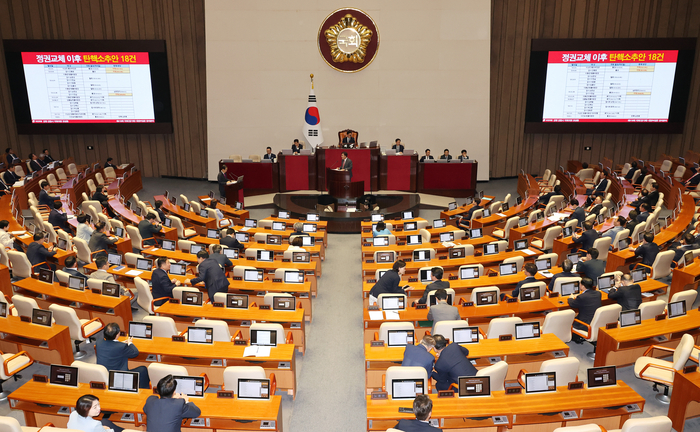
92 185 116 218
572 221 599 251
633 167 648 186
636 203 651 222
608 274 642 311
138 213 162 246
439 149 452 160
577 248 606 284
151 257 181 306
75 214 94 243
539 184 563 205
291 139 303 154
96 322 150 389
568 277 601 337
632 182 660 209
341 130 355 148
671 232 699 267
402 335 435 377
48 201 72 233
431 334 477 391
394 394 440 431
368 260 411 304
208 199 230 226
0 220 13 249
601 216 626 242
210 244 232 268
88 222 118 256
568 198 585 227
458 149 469 161
143 375 201 432
685 167 700 188
427 289 460 334
419 149 434 162
28 153 42 172
62 256 88 281
631 232 659 271
286 236 305 252
38 181 59 207
585 170 609 205
548 259 576 291
509 262 538 299
392 138 404 154
104 157 117 169
624 161 639 181
263 146 276 161
2 165 20 187
220 228 245 251
91 256 137 305
372 221 391 237
154 200 166 222
625 209 640 236
456 198 482 228
586 195 604 217
67 395 123 432
27 232 57 271
417 268 450 304
574 162 590 180
292 222 308 237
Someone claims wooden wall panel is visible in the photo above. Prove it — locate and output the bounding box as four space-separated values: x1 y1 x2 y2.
491 0 700 178
0 0 207 179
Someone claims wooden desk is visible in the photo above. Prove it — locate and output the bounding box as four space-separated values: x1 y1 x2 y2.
669 259 700 300
191 235 326 262
123 336 298 397
9 381 283 431
198 196 250 222
0 316 73 365
669 370 700 432
154 195 217 228
12 233 76 267
418 160 478 198
361 237 497 260
154 302 306 354
364 334 568 390
595 309 700 367
231 224 328 247
12 277 133 328
263 215 327 232
108 198 178 242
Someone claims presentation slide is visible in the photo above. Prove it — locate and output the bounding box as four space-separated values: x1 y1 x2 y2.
542 50 678 123
21 52 155 123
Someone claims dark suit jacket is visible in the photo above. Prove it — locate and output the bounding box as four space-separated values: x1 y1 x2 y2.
440 155 453 160
593 178 609 194
105 162 116 169
341 136 355 146
217 171 228 197
151 268 177 306
568 289 602 330
38 189 59 207
156 208 166 222
210 252 232 268
3 171 20 186
43 154 54 163
369 270 404 298
92 191 110 208
29 160 42 172
340 158 353 178
143 396 201 432
96 339 139 372
624 167 638 181
418 280 450 304
573 229 600 251
395 419 441 432
263 153 276 161
48 209 70 232
626 220 640 237
512 275 537 298
62 267 88 281
548 271 576 290
88 231 117 253
138 220 161 246
587 204 603 216
570 207 586 227
634 242 659 267
458 155 469 161
686 172 700 187
419 156 434 162
460 205 482 225
190 258 230 300
432 343 477 391
577 258 606 284
27 241 56 266
402 344 435 377
539 191 563 204
6 153 18 166
672 244 696 263
636 211 649 222
392 144 405 153
291 144 302 153
643 190 660 207
37 157 48 167
608 284 642 311
220 236 244 251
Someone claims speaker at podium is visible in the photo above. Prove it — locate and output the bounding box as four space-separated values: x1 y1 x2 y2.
327 167 364 199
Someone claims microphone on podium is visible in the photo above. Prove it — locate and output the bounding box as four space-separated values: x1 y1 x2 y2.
330 159 341 169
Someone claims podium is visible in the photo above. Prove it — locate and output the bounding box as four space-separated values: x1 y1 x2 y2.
224 178 245 205
326 168 364 199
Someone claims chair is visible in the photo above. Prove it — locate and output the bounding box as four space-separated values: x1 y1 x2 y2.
639 300 666 321
470 286 499 303
502 256 523 269
10 295 39 318
229 155 243 162
491 216 518 240
104 166 117 183
264 292 295 307
178 239 196 253
413 248 436 261
110 218 125 231
196 319 232 342
549 277 582 296
538 253 559 268
638 250 675 279
172 286 200 301
572 304 622 360
7 251 40 279
669 289 698 311
223 366 270 394
249 155 262 162
133 277 157 314
490 240 508 253
470 209 483 224
419 229 431 243
530 226 562 252
584 171 601 189
673 165 686 181
503 193 511 206
450 245 474 257
376 322 415 343
42 221 58 244
634 333 694 403
142 316 180 338
475 361 508 391
49 304 104 359
249 323 290 345
538 357 579 387
86 179 97 195
537 169 551 185
486 317 522 339
591 237 612 261
207 208 231 228
543 201 556 217
170 215 197 239
125 225 150 251
190 201 202 214
0 350 33 401
179 194 190 205
518 281 546 300
0 415 43 431
71 361 109 384
542 309 576 343
54 269 72 285
373 251 396 263
432 320 469 340
563 218 578 234
659 159 672 172
148 363 188 390
607 416 672 432
611 228 630 250
553 425 605 432
419 266 443 284
489 201 502 214
383 366 428 397
528 210 542 224
0 247 8 268
125 252 145 267
95 172 106 186
253 232 270 243
56 229 73 251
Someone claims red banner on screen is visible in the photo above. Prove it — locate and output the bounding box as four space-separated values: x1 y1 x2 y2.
31 119 155 123
543 119 668 123
21 52 150 65
547 50 678 64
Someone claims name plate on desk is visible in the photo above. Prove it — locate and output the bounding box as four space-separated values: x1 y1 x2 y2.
363 243 371 247
408 278 418 282
272 278 282 283
505 387 522 395
403 258 411 262
217 390 234 398
605 322 618 329
438 256 447 260
259 305 271 310
506 297 517 303
370 340 385 347
684 365 698 374
568 381 584 390
234 339 248 346
430 239 439 243
282 259 290 263
549 292 559 298
437 390 455 398
367 279 376 283
19 316 30 323
169 298 180 304
171 335 185 342
655 314 666 321
233 276 242 281
33 374 48 383
212 302 224 308
370 391 388 399
368 305 379 311
463 302 474 307
366 259 375 264
91 288 101 294
247 256 255 260
90 381 106 390
498 335 512 342
448 275 457 280
398 242 406 246
415 304 427 310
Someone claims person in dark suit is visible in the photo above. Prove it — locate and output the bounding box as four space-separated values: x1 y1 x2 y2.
96 323 150 388
636 203 650 222
138 213 162 246
88 221 118 255
427 289 460 334
631 232 659 271
419 149 434 163
586 170 609 203
185 251 230 300
0 181 9 197
152 257 181 306
402 335 436 376
104 157 116 169
392 138 405 154
217 165 230 199
568 278 602 333
549 259 576 290
510 262 538 299
37 153 48 167
644 182 660 208
5 148 19 166
577 248 606 285
28 153 41 172
61 256 88 281
263 146 276 162
92 185 116 217
568 199 586 227
634 167 648 186
394 395 441 432
210 244 232 268
539 184 564 205
42 149 55 163
369 260 411 303
154 200 167 223
291 139 303 154
440 149 452 160
685 167 700 188
48 201 71 233
586 195 604 217
3 165 20 187
608 274 642 311
341 130 355 148
431 334 477 391
339 151 353 179
671 233 699 266
220 228 245 251
624 161 639 181
573 221 600 251
458 150 469 162
418 267 450 304
456 198 482 228
630 188 649 209
27 232 57 270
625 210 640 238
38 181 59 207
143 375 201 432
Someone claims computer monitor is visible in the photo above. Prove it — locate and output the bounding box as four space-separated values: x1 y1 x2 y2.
244 219 257 228
516 196 523 205
0 302 7 318
67 276 85 291
387 329 415 347
106 253 122 267
562 227 573 240
189 244 204 255
235 232 249 243
169 263 186 276
683 250 695 267
476 291 498 305
102 282 121 297
272 296 295 311
32 309 52 326
631 268 647 283
373 237 388 247
587 366 617 388
292 251 311 263
302 236 314 246
536 212 544 221
187 327 213 344
133 206 142 216
234 201 243 210
483 244 498 255
520 286 541 302
597 275 615 291
403 222 417 231
250 329 277 346
560 281 580 296
499 262 518 276
277 211 290 220
637 231 645 244
567 253 580 264
244 269 264 282
272 221 286 231
460 266 480 280
182 291 203 306
374 252 393 263
419 269 432 283
453 327 479 344
502 203 510 211
163 217 172 228
129 321 153 339
199 209 208 218
371 214 384 222
479 191 485 198
448 202 457 211
136 258 153 271
597 213 605 225
303 223 317 233
237 378 271 400
407 235 422 245
107 370 139 393
653 223 661 235
668 300 687 318
440 232 454 242
465 197 473 205
226 294 248 309
514 239 528 251
206 229 219 239
535 259 551 271
378 270 387 279
429 292 453 306
617 237 630 250
619 309 641 327
173 375 205 397
458 376 491 398
402 211 414 220
433 219 446 228
381 295 406 311
224 248 239 259
391 378 424 400
49 364 78 387
482 209 491 218
284 270 304 284
450 247 466 259
56 238 68 251
257 250 273 262
524 371 557 393
413 250 430 262
38 268 53 284
515 322 541 340
162 239 176 251
469 228 483 239
518 217 528 227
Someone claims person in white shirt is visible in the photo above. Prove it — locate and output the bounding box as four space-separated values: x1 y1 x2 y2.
67 394 122 432
76 214 94 243
0 220 13 249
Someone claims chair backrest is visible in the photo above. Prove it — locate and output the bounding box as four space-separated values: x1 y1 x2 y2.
95 172 105 185
55 269 71 284
196 319 231 342
378 322 415 343
0 416 23 432
459 264 484 279
249 323 285 344
142 316 179 338
253 232 269 243
470 286 499 303
630 223 645 244
233 265 257 278
660 160 672 172
426 289 455 307
110 218 125 230
173 286 200 301
104 167 116 179
651 250 675 279
542 309 576 343
71 361 109 384
670 289 698 311
540 357 579 387
564 218 578 232
587 304 622 342
540 226 562 250
43 221 58 244
673 165 686 179
222 366 267 394
639 300 667 321
590 171 601 184
490 240 508 253
373 251 396 263
148 363 188 389
433 319 469 341
475 361 508 391
503 193 511 206
547 174 557 186
553 424 604 432
57 229 73 251
672 333 695 370
541 169 551 182
67 163 78 175
612 228 630 250
499 217 519 239
619 415 672 432
418 266 443 285
419 229 431 243
190 201 202 214
519 281 546 300
528 210 542 224
502 256 523 269
179 194 189 205
544 201 556 217
414 248 436 261
470 209 483 223
11 295 39 317
264 292 294 306
134 277 154 314
125 225 144 251
489 201 502 214
621 163 631 176
169 215 187 238
630 170 641 184
7 251 33 279
49 304 84 340
0 245 8 267
125 252 144 267
178 239 195 252
385 366 428 396
486 317 523 339
592 237 612 261
376 293 407 311
539 253 559 268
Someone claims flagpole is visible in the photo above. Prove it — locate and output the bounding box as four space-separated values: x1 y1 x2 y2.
310 73 314 89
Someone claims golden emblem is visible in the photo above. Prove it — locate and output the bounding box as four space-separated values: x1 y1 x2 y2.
324 14 373 63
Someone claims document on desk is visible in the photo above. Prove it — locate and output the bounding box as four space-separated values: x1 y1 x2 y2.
522 249 537 255
255 346 271 357
125 270 143 276
368 310 384 320
240 227 250 232
441 242 456 248
384 311 401 320
243 346 272 357
10 231 26 235
538 271 553 278
496 213 507 217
